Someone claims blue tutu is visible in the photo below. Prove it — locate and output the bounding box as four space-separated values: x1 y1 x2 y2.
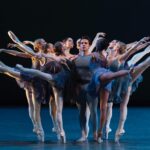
87 68 112 98
108 60 132 103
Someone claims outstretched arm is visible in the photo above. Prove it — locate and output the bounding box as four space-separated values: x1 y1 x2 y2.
89 32 106 53
0 48 31 58
119 37 150 62
23 40 34 46
127 45 150 66
41 53 67 62
8 31 36 56
126 41 137 50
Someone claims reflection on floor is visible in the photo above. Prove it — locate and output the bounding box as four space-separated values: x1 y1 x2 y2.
0 107 150 150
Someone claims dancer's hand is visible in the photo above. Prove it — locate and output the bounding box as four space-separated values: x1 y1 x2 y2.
7 43 17 48
96 32 106 38
140 37 150 43
23 41 30 45
23 41 34 46
137 42 150 50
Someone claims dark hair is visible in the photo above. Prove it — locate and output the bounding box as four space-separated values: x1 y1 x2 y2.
63 37 73 43
54 41 64 56
42 61 62 74
95 37 109 52
34 38 45 45
80 36 92 45
44 43 54 53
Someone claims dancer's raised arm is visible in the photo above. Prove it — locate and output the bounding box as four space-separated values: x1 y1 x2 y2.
126 41 137 50
0 48 31 58
127 45 150 66
8 31 37 56
88 32 106 53
119 37 150 62
23 40 34 46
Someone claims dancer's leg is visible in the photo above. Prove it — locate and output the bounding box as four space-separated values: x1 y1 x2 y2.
100 70 130 83
53 88 66 143
87 94 98 141
0 61 20 79
104 102 113 139
24 87 37 132
115 86 131 142
97 89 109 143
49 96 58 132
131 56 150 82
76 101 87 142
32 93 44 142
16 64 54 83
85 104 90 138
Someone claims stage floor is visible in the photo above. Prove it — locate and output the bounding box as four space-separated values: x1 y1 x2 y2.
0 107 150 150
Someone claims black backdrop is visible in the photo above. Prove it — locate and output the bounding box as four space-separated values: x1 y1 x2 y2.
0 0 149 106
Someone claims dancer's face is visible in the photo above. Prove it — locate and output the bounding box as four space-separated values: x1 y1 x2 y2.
108 40 117 49
60 42 65 52
34 39 47 52
114 43 120 51
65 38 74 49
111 43 120 57
76 39 81 50
80 39 90 52
40 39 47 50
47 44 54 53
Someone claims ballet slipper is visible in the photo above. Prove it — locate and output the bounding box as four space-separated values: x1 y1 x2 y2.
115 129 125 142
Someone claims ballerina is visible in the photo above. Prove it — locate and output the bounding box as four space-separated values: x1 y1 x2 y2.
104 38 150 142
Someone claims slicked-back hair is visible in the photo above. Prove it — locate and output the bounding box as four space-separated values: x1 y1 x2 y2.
80 36 92 45
96 37 109 52
54 41 64 56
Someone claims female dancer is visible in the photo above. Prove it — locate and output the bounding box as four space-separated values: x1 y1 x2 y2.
104 39 150 142
0 35 54 142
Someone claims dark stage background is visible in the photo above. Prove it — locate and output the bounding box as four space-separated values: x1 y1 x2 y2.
0 0 149 106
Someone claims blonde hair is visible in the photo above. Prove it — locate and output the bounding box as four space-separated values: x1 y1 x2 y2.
117 41 127 54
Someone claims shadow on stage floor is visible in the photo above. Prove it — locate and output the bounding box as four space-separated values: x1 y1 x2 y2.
0 107 150 150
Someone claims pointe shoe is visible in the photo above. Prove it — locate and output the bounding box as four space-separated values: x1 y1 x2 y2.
103 127 112 140
76 136 87 143
85 125 89 138
97 132 103 143
97 137 103 143
37 130 45 142
115 129 125 142
93 132 98 142
33 127 38 133
37 133 45 142
8 31 20 43
52 127 61 141
60 132 66 144
57 133 61 141
52 127 56 132
52 127 61 140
